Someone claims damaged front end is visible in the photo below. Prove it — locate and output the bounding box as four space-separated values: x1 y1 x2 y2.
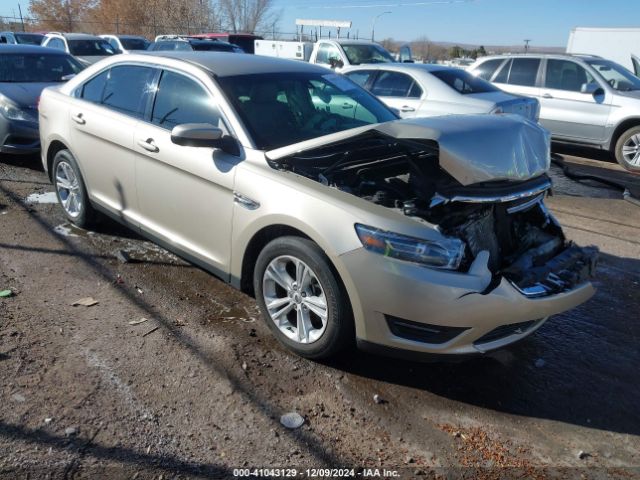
266 115 598 298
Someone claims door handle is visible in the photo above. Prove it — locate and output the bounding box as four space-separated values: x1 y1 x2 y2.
342 103 354 109
71 113 85 125
400 105 416 112
542 93 553 99
137 139 159 153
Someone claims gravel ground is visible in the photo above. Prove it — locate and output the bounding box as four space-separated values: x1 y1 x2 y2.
0 150 639 480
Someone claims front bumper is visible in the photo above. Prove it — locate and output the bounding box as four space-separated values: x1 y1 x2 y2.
0 119 40 155
340 247 595 355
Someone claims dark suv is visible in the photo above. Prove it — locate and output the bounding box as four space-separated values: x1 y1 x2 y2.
147 37 244 53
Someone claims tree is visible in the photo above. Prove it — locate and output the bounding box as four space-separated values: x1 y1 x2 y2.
218 0 280 34
379 37 399 54
29 0 96 32
448 45 462 59
477 45 487 57
411 35 430 62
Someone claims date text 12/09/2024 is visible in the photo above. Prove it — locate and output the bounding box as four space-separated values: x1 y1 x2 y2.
233 468 401 478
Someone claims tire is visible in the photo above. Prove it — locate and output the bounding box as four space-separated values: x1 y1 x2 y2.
52 149 97 228
614 126 640 172
253 236 353 360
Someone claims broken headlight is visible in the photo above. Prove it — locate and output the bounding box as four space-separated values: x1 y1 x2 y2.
355 224 465 270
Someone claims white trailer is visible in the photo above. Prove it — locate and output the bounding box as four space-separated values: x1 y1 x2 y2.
567 27 640 75
254 40 314 61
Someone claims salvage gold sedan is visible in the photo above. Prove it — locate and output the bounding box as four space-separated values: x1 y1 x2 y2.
38 52 597 359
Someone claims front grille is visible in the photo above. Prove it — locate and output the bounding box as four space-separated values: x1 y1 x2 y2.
386 315 469 344
474 320 539 345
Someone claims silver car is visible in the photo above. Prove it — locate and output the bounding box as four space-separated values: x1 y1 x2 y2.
343 63 539 121
469 54 640 171
39 52 597 359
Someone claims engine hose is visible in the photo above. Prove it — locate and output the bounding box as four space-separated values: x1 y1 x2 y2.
550 153 640 206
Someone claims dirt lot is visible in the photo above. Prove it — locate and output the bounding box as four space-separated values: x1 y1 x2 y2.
0 148 639 479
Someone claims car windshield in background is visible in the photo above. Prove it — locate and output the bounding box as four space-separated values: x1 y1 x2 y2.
120 38 150 50
0 53 84 82
342 44 395 65
587 59 640 91
431 68 499 94
218 71 396 150
15 33 44 45
68 39 118 56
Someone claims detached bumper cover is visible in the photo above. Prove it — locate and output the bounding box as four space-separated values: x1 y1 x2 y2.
341 247 596 355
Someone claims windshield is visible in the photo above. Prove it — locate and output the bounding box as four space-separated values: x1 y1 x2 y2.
217 71 397 150
120 37 150 50
68 39 118 56
587 59 640 91
342 44 394 65
431 68 499 94
0 53 84 82
15 33 44 45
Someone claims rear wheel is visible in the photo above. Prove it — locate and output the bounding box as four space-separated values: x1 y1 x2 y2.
614 126 640 172
52 149 97 228
253 236 353 359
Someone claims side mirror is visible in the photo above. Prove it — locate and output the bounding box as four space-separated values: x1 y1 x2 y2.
581 83 603 95
171 123 240 155
329 57 344 70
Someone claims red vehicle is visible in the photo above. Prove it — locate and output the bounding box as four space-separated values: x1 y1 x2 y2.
189 33 262 54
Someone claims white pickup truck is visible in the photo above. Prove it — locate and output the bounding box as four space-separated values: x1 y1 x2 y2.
254 38 398 71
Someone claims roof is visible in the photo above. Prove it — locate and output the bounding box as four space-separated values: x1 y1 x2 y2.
48 33 103 40
0 44 68 54
344 63 452 74
476 53 602 61
142 51 327 77
192 33 261 38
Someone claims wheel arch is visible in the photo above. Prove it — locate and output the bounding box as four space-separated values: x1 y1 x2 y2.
46 139 69 181
609 117 640 151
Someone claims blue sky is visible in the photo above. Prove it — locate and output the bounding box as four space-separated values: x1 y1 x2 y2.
270 0 639 46
0 0 636 47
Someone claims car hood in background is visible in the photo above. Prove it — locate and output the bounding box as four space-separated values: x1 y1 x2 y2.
266 114 551 186
76 55 110 65
0 82 57 107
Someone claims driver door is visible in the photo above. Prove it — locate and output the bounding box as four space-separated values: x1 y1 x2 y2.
369 70 423 118
133 69 238 277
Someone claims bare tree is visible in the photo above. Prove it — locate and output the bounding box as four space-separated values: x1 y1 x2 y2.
29 0 96 32
411 35 430 62
217 0 280 34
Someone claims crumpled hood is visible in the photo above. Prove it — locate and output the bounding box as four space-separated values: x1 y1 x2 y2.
266 114 551 186
0 82 56 108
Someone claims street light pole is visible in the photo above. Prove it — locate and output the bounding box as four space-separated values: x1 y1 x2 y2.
371 11 391 42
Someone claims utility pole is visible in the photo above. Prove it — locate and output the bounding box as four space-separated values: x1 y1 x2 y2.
524 39 531 54
17 4 25 32
371 11 391 42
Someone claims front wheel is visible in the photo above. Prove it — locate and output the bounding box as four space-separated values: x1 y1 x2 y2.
614 126 640 172
253 236 353 359
52 149 97 228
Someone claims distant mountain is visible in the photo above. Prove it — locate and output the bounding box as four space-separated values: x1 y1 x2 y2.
415 40 565 54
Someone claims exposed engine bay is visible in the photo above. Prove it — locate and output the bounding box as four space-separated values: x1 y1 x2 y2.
269 133 598 297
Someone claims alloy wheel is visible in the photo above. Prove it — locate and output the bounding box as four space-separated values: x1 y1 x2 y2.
622 134 640 167
262 255 328 344
55 160 83 218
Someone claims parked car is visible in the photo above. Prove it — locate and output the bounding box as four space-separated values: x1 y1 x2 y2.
39 52 597 359
343 64 539 121
189 33 262 54
147 36 244 53
100 34 150 53
0 31 45 45
42 32 119 65
0 44 83 154
469 53 640 171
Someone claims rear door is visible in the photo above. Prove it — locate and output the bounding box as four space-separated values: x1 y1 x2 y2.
369 70 423 117
69 65 155 222
492 57 542 100
539 58 611 142
133 69 237 276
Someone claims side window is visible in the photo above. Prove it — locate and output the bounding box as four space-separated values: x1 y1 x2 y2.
151 70 225 131
493 59 511 83
370 71 415 97
107 38 119 50
473 58 504 80
545 59 595 92
345 70 374 88
507 58 541 87
315 43 341 65
408 81 423 98
81 70 109 103
81 66 154 118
